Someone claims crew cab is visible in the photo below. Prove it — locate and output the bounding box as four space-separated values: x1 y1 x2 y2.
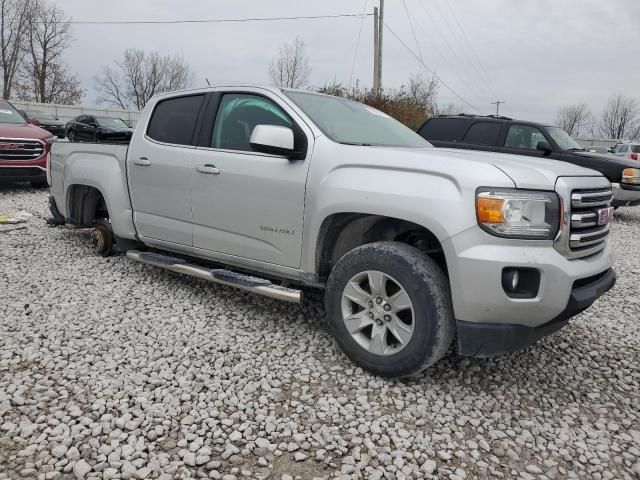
0 98 54 187
417 114 640 207
49 86 616 377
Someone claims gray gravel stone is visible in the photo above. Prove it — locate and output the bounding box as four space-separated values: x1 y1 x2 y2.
0 188 638 480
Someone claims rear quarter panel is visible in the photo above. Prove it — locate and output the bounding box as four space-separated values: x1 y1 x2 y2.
50 143 136 239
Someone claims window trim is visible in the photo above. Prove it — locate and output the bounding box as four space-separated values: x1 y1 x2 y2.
196 90 308 159
144 93 208 148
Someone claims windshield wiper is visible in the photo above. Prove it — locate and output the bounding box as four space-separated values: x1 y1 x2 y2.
566 147 586 152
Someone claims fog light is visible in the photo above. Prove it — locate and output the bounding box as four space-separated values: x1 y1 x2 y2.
502 268 540 299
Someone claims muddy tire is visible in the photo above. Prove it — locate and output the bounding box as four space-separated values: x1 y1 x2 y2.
325 241 454 377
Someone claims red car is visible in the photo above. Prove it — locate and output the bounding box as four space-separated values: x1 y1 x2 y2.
0 98 55 187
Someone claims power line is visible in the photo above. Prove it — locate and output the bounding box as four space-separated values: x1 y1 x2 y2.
441 0 499 99
401 0 425 65
348 0 370 91
430 0 497 99
53 13 372 25
383 22 481 113
414 0 490 102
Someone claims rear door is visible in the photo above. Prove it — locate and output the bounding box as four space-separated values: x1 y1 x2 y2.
416 117 467 147
127 93 206 246
457 121 504 152
190 90 312 268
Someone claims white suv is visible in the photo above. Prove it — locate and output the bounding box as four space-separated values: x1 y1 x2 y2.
611 142 640 161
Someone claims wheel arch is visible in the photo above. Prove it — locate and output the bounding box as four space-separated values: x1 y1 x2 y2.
314 212 449 282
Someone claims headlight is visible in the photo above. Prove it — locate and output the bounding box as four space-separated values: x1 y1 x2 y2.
476 189 560 239
622 168 640 185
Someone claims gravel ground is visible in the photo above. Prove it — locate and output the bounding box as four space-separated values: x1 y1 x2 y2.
0 185 638 480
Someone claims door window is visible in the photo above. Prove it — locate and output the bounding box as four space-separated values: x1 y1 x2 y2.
618 145 629 153
504 124 547 150
211 94 293 152
418 118 466 141
147 94 205 146
462 122 501 146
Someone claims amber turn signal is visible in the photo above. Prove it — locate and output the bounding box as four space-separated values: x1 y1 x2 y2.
477 196 505 223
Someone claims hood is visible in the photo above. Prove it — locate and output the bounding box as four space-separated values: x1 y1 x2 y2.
433 148 603 189
574 150 638 168
0 122 54 140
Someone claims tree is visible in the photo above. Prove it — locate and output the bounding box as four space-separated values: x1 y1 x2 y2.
17 0 84 104
554 103 591 137
407 72 439 115
95 49 194 110
0 0 32 98
269 37 311 89
599 93 639 140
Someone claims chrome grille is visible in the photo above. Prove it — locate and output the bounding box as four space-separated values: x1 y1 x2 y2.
568 187 613 254
0 138 45 161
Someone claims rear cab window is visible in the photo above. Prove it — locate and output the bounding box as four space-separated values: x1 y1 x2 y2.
418 118 467 141
147 95 205 146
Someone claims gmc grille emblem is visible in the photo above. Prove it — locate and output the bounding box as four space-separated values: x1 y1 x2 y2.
0 143 20 150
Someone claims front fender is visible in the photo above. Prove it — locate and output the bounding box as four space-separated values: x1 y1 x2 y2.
301 161 514 274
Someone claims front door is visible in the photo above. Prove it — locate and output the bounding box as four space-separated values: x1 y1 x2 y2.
500 124 559 159
127 94 205 245
191 91 312 268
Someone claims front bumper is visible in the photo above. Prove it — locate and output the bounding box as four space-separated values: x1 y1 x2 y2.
612 182 640 207
0 165 46 182
456 268 616 357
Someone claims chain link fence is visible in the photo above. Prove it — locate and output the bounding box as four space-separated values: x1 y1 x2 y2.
11 100 141 127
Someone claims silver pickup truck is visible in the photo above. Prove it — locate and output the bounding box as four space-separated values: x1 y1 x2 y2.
48 86 616 377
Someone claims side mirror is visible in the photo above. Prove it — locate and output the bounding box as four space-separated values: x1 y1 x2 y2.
536 140 552 155
250 125 295 157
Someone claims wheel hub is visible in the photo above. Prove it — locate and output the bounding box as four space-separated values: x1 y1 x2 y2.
340 270 415 356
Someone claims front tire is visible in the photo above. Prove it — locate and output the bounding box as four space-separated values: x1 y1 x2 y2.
67 130 76 142
325 241 454 377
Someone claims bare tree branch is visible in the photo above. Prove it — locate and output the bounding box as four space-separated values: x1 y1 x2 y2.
94 48 194 110
599 94 639 140
16 0 84 104
554 103 591 137
269 37 311 89
0 0 33 98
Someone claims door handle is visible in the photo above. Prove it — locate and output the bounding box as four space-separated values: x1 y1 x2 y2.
134 157 151 166
196 164 221 175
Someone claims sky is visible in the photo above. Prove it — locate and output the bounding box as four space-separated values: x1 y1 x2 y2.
56 0 640 124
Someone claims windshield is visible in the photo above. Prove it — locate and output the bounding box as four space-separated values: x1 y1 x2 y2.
283 90 432 148
547 126 582 150
96 116 129 129
26 111 58 121
0 99 27 125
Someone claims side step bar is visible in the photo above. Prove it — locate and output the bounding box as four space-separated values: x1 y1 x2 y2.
126 250 301 304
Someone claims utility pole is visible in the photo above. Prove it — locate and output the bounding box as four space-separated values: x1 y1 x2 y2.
373 7 379 94
377 0 384 95
491 100 505 116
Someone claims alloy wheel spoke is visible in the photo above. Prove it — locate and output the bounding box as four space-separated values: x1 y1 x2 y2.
344 312 374 334
388 316 413 345
389 288 412 311
343 281 371 308
367 271 386 297
369 325 387 355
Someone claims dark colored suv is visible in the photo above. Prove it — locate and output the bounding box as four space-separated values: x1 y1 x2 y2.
417 114 640 207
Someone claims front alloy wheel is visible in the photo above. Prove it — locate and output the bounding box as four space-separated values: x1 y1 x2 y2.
341 270 415 355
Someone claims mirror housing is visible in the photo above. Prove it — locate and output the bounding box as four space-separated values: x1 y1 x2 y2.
250 125 295 157
536 140 552 155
